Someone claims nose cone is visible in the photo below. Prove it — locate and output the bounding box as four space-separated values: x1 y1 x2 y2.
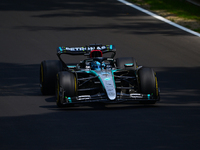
98 70 116 101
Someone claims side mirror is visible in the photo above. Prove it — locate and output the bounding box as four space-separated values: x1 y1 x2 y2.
124 63 134 67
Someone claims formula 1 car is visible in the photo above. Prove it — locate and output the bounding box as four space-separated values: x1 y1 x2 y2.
40 44 160 107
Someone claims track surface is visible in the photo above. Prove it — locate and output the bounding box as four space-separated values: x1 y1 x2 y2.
1 0 200 149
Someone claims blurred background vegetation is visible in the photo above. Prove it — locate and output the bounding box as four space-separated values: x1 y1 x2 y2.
130 0 200 32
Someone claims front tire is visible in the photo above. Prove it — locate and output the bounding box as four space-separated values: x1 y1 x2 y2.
56 71 77 107
138 67 159 99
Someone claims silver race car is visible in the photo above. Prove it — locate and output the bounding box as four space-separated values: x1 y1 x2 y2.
40 44 160 107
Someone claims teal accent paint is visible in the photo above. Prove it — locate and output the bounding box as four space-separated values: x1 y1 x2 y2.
125 63 133 66
67 65 76 68
111 70 117 88
68 97 72 103
147 94 150 99
111 69 119 73
85 71 90 74
104 77 110 81
85 70 105 89
87 70 98 76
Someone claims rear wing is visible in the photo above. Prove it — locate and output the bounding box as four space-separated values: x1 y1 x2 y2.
57 44 116 66
57 44 116 56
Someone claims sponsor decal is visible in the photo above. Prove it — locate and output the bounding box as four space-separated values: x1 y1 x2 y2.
104 77 110 81
64 46 107 51
58 45 112 52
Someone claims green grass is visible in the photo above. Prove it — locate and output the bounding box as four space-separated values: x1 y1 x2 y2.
130 0 200 21
194 28 200 33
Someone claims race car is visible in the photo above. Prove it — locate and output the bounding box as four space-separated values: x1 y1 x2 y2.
40 44 160 107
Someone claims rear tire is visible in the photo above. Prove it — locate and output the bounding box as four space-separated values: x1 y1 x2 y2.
40 60 62 95
116 57 137 70
56 71 77 107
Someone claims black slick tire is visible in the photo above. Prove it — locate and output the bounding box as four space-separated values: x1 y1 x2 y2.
138 67 159 104
56 71 77 107
138 67 158 97
40 60 62 95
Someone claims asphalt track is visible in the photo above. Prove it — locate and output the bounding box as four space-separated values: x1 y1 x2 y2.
0 0 200 149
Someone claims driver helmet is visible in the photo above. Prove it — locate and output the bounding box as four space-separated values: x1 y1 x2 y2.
91 61 101 70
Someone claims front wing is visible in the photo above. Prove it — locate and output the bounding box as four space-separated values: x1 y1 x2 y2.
61 92 160 105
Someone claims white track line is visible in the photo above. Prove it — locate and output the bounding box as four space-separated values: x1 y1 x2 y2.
187 0 200 7
118 0 200 37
